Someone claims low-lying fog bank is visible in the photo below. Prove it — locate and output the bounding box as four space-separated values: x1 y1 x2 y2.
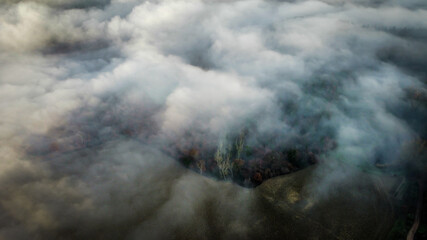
0 0 426 239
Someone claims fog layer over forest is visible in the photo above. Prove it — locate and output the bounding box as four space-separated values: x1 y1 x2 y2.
0 0 426 239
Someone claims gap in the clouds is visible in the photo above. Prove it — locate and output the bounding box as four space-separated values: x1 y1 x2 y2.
176 143 320 188
23 125 325 188
376 43 427 81
165 127 336 188
43 0 112 10
22 99 334 188
42 39 112 55
36 40 123 80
